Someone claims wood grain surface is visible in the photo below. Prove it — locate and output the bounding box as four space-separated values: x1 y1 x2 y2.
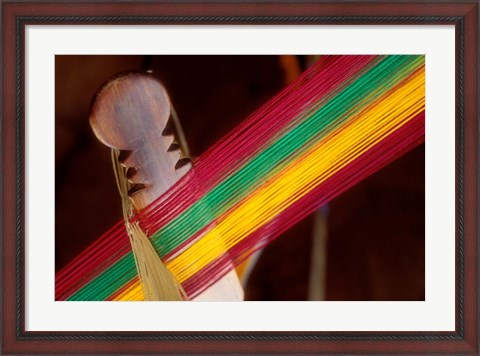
90 72 192 210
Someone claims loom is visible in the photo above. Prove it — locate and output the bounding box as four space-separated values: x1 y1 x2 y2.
55 55 425 301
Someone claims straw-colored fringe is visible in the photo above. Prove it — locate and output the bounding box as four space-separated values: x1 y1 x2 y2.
111 149 187 301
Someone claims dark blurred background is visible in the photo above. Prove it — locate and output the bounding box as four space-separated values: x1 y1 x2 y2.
55 55 425 301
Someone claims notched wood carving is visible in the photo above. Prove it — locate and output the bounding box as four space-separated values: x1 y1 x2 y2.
89 72 192 210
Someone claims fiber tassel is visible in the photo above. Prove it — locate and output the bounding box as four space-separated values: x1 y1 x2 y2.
111 149 186 301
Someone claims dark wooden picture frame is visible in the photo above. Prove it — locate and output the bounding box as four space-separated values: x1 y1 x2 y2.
2 1 478 354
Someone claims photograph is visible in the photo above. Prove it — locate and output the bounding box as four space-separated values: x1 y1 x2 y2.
1 1 478 354
55 54 426 302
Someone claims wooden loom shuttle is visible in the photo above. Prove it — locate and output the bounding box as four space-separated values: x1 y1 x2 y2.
89 72 244 301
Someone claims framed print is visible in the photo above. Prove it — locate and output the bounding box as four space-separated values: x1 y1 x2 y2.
1 1 479 354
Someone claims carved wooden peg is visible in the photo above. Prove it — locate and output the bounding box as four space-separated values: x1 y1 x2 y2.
89 71 244 301
89 72 192 210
